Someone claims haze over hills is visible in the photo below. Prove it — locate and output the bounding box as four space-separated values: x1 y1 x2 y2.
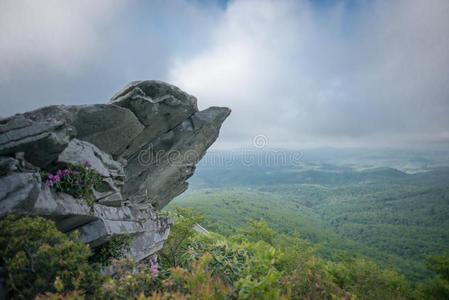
170 148 449 282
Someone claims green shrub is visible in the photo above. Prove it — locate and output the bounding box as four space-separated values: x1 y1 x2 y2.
181 241 250 284
0 216 102 299
159 253 232 300
241 218 276 245
328 253 412 300
0 208 423 299
164 215 353 299
41 161 102 208
91 234 132 266
97 258 162 299
424 253 449 281
97 253 232 300
158 207 204 267
417 253 449 300
282 263 351 300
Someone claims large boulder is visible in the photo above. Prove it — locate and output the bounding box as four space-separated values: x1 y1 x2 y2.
0 114 73 167
110 80 199 158
123 106 231 208
0 80 230 263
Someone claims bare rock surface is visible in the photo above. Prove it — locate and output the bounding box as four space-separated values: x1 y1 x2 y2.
0 80 230 262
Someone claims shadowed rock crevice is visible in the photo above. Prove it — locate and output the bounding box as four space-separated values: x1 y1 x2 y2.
0 80 230 262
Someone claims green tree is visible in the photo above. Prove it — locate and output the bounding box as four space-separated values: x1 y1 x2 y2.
158 206 204 267
418 253 449 299
241 218 276 245
90 234 131 266
425 253 449 281
328 253 412 300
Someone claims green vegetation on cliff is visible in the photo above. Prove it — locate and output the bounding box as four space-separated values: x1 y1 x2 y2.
2 214 448 299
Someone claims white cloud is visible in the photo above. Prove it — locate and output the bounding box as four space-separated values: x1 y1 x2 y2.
1 0 448 149
0 0 123 75
0 0 222 116
169 0 449 148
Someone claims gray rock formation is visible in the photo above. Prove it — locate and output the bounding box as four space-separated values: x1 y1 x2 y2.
0 80 230 262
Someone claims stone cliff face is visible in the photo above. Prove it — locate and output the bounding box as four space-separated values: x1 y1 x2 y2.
0 80 230 262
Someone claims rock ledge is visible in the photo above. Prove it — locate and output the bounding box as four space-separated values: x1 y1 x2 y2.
0 80 230 261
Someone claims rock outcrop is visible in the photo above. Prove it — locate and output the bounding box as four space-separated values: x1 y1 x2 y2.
0 80 230 262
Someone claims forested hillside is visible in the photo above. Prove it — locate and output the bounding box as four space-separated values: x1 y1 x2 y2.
170 152 449 283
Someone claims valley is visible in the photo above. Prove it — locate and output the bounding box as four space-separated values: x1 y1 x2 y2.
170 149 449 283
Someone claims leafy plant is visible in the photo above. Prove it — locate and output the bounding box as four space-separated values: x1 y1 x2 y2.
97 253 233 300
158 207 204 267
417 253 449 300
328 253 412 300
156 253 233 300
41 161 102 208
181 241 250 284
0 216 102 299
424 253 449 281
97 258 162 299
241 218 276 245
91 234 132 266
1 209 429 299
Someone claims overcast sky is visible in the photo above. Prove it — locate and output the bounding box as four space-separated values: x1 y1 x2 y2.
1 0 448 149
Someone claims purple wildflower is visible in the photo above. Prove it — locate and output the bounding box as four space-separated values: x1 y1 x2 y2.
72 170 79 175
151 265 158 277
53 175 61 182
62 169 70 176
85 166 89 171
47 173 54 180
86 160 92 166
56 170 63 177
45 180 54 186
